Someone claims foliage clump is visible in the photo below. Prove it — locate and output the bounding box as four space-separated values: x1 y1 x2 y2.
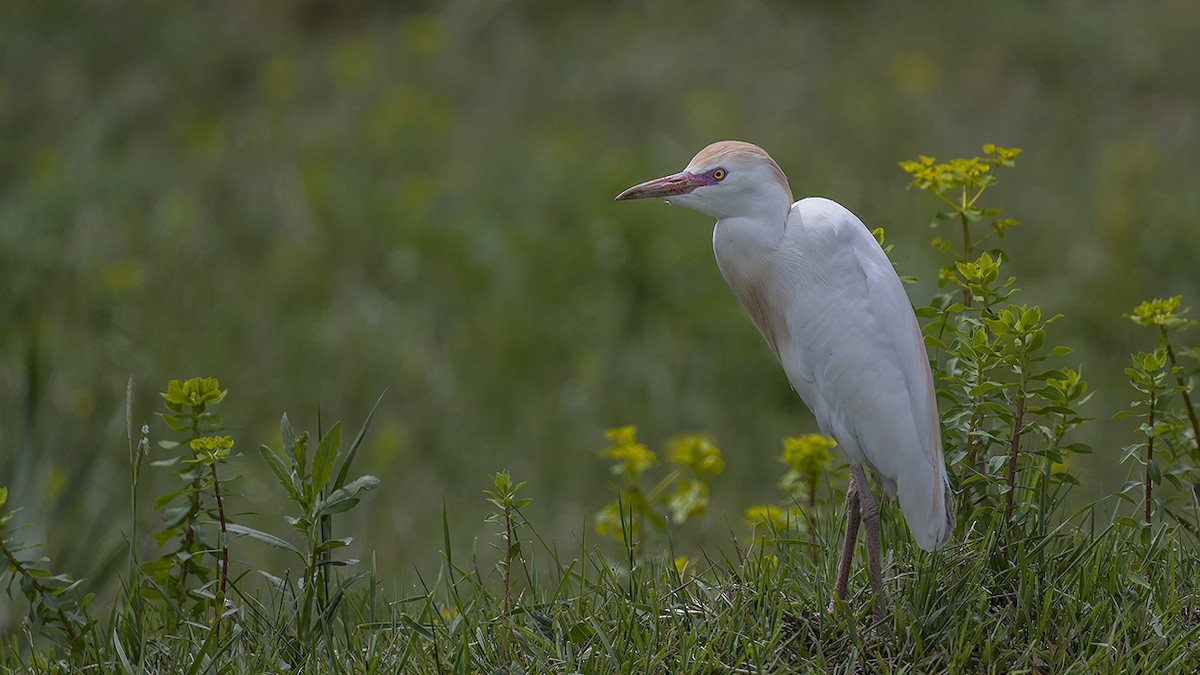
0 487 94 661
902 145 1096 534
1117 295 1200 531
594 426 724 546
779 434 836 506
143 376 235 627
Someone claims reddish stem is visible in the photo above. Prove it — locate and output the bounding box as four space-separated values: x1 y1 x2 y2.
1162 337 1200 464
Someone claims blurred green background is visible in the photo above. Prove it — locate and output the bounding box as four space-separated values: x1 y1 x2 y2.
2 0 1198 617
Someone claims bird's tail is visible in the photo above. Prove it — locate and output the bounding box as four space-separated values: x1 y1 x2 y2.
900 468 955 552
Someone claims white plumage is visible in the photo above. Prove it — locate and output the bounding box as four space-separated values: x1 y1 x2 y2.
617 140 954 620
744 196 953 551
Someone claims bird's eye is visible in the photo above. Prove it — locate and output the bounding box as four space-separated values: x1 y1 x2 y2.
712 168 727 181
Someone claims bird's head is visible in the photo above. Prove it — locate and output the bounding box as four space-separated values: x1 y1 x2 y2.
615 140 794 221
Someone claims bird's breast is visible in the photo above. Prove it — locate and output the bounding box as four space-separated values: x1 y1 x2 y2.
731 277 787 361
712 216 795 363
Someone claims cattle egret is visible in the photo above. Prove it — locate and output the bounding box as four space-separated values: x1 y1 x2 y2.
615 140 954 623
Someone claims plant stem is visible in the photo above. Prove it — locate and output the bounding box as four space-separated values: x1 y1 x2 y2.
960 198 972 308
300 543 316 644
502 503 513 616
1161 333 1200 463
1146 388 1156 525
1005 395 1026 523
211 464 229 640
960 407 984 488
178 418 204 615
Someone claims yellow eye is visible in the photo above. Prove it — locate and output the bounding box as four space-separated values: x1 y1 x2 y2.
712 168 727 181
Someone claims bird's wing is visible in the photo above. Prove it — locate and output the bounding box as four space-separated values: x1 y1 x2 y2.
775 198 951 550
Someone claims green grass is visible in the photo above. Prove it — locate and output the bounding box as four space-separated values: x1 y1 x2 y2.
4 466 1199 673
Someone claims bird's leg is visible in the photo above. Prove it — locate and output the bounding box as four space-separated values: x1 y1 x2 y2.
851 465 885 625
829 477 860 612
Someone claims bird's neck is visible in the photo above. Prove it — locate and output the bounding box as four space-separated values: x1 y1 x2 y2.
712 210 788 269
711 212 790 361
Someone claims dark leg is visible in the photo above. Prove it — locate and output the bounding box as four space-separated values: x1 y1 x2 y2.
829 476 860 612
851 466 885 624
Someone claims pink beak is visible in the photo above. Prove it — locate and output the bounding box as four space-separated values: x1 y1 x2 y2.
614 171 708 201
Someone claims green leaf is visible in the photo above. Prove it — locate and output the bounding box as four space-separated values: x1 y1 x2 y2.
225 523 302 556
258 570 288 591
152 485 193 510
312 422 342 494
317 475 381 516
929 210 955 228
399 614 435 642
1119 444 1146 463
113 628 135 673
320 498 360 515
162 504 192 528
1127 572 1151 590
567 621 594 643
259 444 302 503
1027 405 1074 416
184 617 222 675
1147 459 1162 484
315 537 353 554
159 413 189 432
924 336 948 353
986 455 1009 474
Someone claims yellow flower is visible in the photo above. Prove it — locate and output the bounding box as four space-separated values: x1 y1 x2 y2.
668 434 724 476
603 426 656 478
189 435 235 465
162 377 226 411
1126 296 1192 330
782 434 836 475
900 145 1020 195
605 425 638 446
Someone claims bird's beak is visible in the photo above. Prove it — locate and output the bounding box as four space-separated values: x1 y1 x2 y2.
614 171 705 201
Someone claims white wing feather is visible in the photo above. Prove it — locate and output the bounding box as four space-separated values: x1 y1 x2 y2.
751 197 953 550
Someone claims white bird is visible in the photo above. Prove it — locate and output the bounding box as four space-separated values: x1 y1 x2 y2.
615 140 953 622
